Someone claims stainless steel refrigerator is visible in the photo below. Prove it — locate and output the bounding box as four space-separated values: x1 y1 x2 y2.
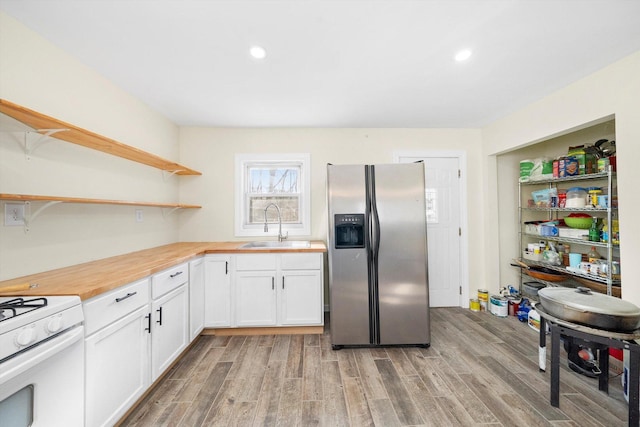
327 163 430 349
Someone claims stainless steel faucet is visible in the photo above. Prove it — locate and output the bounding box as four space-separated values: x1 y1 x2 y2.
263 203 288 242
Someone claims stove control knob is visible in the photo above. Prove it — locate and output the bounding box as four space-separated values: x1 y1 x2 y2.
16 325 37 347
46 316 63 334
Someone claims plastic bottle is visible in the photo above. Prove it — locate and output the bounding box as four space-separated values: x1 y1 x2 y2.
588 217 600 242
588 246 600 263
601 219 609 243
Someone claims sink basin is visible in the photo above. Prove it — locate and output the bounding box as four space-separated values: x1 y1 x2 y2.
239 240 311 249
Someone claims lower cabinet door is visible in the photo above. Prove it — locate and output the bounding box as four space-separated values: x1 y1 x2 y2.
85 305 151 427
189 257 205 340
151 284 189 381
204 255 232 327
235 271 277 326
280 270 323 325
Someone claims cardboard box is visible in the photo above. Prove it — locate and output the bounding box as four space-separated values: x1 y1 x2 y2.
558 227 588 239
568 146 596 175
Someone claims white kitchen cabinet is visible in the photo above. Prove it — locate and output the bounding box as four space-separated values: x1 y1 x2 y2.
235 271 278 326
189 257 205 340
280 253 323 326
151 263 190 381
204 255 232 327
84 279 151 427
280 269 323 325
233 253 323 327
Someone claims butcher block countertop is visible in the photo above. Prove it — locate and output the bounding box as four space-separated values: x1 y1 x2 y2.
0 241 327 301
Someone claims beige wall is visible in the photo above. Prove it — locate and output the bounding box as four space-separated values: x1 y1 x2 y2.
0 12 181 279
483 50 640 305
178 127 482 241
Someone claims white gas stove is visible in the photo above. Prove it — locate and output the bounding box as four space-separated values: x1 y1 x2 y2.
0 295 84 362
0 295 85 425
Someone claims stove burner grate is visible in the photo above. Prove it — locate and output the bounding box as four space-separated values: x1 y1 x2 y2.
0 297 48 322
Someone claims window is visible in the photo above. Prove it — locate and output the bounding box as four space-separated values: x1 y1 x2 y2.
235 153 311 237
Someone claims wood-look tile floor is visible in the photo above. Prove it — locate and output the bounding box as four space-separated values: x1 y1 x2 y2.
121 308 629 426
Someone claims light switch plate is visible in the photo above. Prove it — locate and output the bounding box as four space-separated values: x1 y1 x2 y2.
135 209 143 222
5 203 25 226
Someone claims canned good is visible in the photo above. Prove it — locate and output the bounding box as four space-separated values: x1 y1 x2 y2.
612 261 621 278
597 157 610 173
490 295 508 317
478 289 489 311
507 297 521 316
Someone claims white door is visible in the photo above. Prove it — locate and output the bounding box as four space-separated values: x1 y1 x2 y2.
397 153 465 307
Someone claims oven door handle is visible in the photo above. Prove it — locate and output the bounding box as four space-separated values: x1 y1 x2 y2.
0 325 84 384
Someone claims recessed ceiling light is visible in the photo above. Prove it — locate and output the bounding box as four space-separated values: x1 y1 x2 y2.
455 49 472 62
249 45 267 60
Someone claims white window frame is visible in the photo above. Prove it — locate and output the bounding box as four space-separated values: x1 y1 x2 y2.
235 153 311 238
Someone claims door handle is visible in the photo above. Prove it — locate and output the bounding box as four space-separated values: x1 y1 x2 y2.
156 307 163 325
145 313 151 333
282 277 285 289
115 291 137 303
225 261 228 275
272 277 275 290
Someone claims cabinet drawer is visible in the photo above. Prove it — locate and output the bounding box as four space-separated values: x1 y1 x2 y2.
281 253 322 270
152 262 188 299
236 254 277 271
83 278 150 336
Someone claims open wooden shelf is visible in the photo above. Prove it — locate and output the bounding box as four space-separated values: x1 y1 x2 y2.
0 99 201 176
0 193 201 209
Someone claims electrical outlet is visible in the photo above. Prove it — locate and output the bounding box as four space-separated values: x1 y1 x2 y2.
5 203 25 226
135 209 143 222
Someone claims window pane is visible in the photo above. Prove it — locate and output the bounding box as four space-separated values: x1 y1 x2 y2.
249 196 300 224
248 166 299 194
426 188 438 223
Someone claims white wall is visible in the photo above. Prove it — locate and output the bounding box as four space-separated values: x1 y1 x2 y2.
483 50 640 305
0 12 181 279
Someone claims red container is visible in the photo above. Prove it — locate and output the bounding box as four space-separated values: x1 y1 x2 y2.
558 192 567 208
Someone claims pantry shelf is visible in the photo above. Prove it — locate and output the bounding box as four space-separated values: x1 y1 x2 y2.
520 233 618 250
518 166 618 297
519 171 614 186
0 99 201 176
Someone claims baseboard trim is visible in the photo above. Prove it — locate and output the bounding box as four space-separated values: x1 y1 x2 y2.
202 325 324 336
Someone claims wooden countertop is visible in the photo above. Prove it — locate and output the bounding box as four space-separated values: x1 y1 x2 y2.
0 241 327 301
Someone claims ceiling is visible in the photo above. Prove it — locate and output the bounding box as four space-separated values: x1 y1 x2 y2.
2 0 640 128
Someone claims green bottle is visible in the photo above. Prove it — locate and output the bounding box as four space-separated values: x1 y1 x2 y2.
589 217 600 242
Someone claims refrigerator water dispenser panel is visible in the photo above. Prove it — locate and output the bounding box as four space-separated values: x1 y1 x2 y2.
334 214 365 248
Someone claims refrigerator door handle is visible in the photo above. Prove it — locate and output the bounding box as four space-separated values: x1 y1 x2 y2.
367 165 381 344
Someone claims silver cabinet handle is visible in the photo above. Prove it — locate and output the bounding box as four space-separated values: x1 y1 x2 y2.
170 271 183 278
115 291 137 303
272 277 274 290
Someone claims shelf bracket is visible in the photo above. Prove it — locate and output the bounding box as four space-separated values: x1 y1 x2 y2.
162 170 185 181
161 207 182 218
24 129 68 160
24 200 62 232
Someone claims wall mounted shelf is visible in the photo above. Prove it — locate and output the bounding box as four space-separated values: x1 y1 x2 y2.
1 193 200 232
0 99 201 176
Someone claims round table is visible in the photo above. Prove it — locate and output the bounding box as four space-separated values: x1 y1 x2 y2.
534 303 640 427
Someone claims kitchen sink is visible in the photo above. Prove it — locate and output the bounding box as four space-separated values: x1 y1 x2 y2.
239 240 311 249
